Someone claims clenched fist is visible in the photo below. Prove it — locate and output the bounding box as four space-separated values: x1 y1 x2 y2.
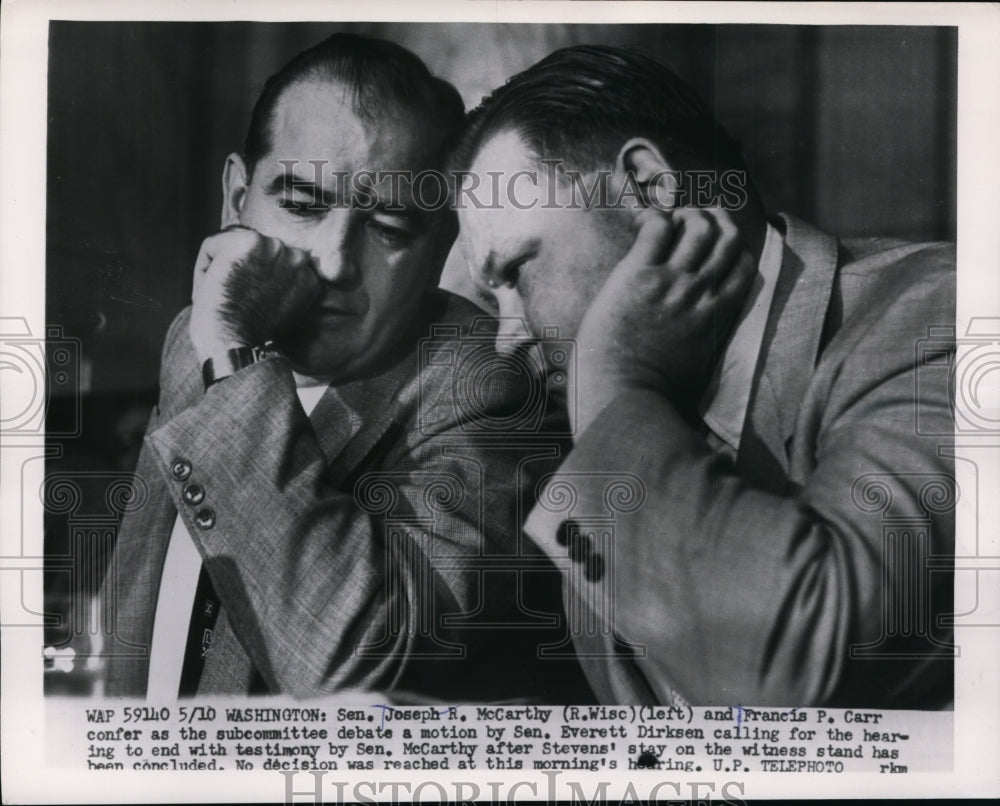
572 207 755 435
188 226 322 364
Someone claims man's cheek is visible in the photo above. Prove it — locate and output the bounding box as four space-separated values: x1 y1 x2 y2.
518 274 549 336
406 243 443 289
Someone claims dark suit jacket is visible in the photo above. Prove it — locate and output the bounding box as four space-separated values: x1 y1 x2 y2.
525 214 955 708
103 290 593 701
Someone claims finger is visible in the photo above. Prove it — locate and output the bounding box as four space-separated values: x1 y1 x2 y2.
665 210 717 274
193 239 213 275
283 247 322 301
192 242 209 302
196 227 261 272
625 208 674 266
191 236 228 301
193 227 268 302
689 213 743 294
261 234 285 260
283 245 314 273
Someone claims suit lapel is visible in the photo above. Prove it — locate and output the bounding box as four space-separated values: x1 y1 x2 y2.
738 214 839 489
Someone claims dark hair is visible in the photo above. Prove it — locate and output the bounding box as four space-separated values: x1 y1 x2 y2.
244 33 464 177
456 44 748 179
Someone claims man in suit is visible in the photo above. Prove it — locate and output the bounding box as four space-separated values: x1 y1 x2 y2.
102 33 593 701
454 45 955 707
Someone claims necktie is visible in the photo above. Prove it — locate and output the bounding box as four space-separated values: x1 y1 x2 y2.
177 565 221 697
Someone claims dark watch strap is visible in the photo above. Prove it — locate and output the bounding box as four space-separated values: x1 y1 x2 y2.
202 341 282 389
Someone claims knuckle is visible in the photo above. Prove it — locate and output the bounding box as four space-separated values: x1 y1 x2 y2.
645 211 671 233
228 228 264 255
687 285 708 309
722 275 747 300
682 213 713 242
715 278 735 299
636 217 670 251
643 207 671 227
231 227 257 247
671 279 696 306
256 233 280 254
290 247 313 267
634 207 665 229
716 213 738 242
647 265 676 292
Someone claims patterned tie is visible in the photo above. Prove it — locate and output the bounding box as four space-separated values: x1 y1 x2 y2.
177 565 221 697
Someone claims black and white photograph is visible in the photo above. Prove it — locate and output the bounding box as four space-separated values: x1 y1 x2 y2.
1 1 998 803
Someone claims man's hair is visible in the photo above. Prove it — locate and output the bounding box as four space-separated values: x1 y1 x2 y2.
244 32 464 178
456 44 748 180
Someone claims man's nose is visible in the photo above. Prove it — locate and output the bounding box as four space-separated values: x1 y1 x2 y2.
493 292 534 355
307 210 359 285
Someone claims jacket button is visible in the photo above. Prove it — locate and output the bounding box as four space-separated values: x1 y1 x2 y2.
194 508 216 529
171 459 192 481
182 483 205 506
585 553 605 582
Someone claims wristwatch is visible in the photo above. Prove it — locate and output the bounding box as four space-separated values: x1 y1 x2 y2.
201 341 283 389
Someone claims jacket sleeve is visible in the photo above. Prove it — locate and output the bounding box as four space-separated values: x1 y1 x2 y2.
525 250 956 707
143 313 570 698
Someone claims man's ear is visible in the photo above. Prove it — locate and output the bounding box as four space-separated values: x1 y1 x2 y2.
613 137 682 212
220 153 249 228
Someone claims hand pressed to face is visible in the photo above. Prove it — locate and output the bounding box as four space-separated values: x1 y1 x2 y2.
189 226 321 362
573 207 755 434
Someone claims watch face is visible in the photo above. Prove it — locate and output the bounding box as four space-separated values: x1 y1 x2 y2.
257 342 283 361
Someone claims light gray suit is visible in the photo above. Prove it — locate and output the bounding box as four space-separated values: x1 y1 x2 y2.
525 214 955 708
103 290 594 701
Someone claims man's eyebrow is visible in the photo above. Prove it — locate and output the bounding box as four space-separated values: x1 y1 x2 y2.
371 200 424 224
473 282 498 308
265 176 429 221
265 173 338 206
483 239 540 277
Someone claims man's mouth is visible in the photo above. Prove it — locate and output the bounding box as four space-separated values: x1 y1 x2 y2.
317 301 359 317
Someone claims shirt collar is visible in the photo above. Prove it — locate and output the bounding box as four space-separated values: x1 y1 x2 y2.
699 221 784 452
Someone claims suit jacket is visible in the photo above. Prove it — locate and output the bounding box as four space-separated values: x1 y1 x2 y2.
103 290 594 701
525 214 956 708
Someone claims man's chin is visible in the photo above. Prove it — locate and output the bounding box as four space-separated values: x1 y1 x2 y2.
285 336 404 386
283 341 357 383
280 318 415 385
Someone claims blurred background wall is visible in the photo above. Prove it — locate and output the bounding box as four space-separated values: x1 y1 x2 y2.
42 20 956 691
47 21 956 398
